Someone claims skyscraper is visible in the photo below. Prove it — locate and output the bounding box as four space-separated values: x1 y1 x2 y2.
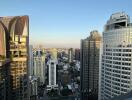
81 30 101 100
47 59 58 91
0 16 29 100
29 45 33 76
46 48 58 91
33 48 45 85
75 49 80 61
68 48 74 63
99 12 132 100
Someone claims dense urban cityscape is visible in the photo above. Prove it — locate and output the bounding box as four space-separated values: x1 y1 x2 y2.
0 0 132 100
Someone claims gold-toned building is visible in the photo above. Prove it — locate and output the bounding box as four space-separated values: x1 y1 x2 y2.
0 16 29 100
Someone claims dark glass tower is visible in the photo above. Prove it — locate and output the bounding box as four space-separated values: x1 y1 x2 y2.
81 30 101 100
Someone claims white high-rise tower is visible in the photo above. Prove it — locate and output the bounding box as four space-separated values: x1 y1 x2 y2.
99 12 132 100
33 48 45 85
46 48 58 91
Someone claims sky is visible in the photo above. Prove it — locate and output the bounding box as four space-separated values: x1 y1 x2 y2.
0 0 132 48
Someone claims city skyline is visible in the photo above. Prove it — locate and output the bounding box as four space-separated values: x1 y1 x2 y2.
0 0 132 48
1 10 132 100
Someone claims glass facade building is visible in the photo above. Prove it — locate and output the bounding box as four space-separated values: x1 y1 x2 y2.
81 30 101 100
0 16 29 100
99 12 132 100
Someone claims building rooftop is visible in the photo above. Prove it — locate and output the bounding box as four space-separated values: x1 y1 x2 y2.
110 12 129 20
105 12 131 31
85 30 101 41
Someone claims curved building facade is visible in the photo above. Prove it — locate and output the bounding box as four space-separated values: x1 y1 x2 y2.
99 12 132 100
0 22 6 56
0 16 29 100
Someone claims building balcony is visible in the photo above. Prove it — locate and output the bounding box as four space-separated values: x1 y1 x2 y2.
12 57 27 61
10 44 27 51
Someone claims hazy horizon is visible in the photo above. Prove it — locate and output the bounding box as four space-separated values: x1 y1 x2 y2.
1 0 132 48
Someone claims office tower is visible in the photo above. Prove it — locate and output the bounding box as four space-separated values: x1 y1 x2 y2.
75 49 80 61
68 48 74 63
0 16 29 100
81 30 101 100
99 12 132 100
29 45 33 76
47 59 58 91
33 48 45 85
0 21 9 100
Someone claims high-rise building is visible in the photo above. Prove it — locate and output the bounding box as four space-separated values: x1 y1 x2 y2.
99 12 132 100
46 48 59 91
33 48 45 85
0 16 29 100
68 48 74 63
81 30 101 100
75 49 80 61
47 59 58 91
29 45 33 76
29 76 38 100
